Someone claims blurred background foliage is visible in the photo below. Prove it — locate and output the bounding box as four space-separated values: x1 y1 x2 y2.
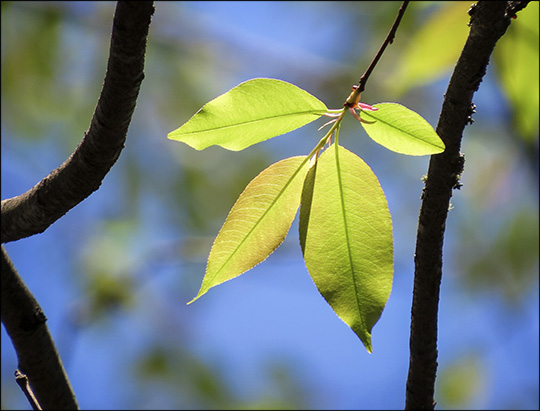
1 1 538 409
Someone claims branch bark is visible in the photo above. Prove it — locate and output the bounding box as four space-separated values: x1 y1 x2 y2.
1 246 77 410
1 1 155 244
1 2 154 409
405 1 530 409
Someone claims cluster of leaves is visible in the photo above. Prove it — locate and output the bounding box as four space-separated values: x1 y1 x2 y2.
168 78 444 352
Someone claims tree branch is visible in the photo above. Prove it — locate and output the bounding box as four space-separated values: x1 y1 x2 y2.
15 369 43 410
357 1 409 94
1 245 78 410
1 1 155 244
345 1 409 107
1 2 154 409
405 1 530 409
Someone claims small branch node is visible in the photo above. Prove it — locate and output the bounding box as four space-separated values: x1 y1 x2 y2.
15 370 42 410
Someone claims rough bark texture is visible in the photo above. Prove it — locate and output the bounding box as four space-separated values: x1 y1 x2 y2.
1 2 154 409
405 1 529 409
1 1 155 244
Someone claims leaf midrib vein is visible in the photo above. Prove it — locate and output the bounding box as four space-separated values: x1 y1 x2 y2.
334 145 366 329
206 158 308 285
178 110 326 136
363 108 443 148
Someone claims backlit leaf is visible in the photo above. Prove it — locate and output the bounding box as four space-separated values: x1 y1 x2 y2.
361 103 445 155
299 144 393 352
189 156 309 303
168 78 328 151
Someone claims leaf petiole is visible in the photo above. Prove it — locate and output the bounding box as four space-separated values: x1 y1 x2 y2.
310 108 347 159
324 108 345 116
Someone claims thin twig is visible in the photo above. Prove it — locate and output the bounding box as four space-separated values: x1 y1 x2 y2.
15 370 42 411
358 0 409 92
345 1 409 106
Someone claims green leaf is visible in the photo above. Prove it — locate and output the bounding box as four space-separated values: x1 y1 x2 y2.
299 144 393 352
189 156 310 303
360 103 445 155
168 78 328 151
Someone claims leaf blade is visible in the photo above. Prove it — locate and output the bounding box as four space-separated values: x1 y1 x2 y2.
361 103 445 155
189 156 309 303
168 78 328 151
299 144 393 352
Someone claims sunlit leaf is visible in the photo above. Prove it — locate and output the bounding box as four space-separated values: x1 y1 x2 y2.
168 78 328 151
299 144 393 352
189 156 309 303
360 103 445 155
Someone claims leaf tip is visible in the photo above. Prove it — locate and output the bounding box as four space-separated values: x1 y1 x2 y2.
365 343 373 354
186 287 207 305
186 296 198 305
435 142 446 153
166 129 179 140
361 335 373 353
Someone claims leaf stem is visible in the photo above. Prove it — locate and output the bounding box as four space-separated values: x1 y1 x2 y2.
309 108 347 160
333 118 342 146
345 1 409 106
